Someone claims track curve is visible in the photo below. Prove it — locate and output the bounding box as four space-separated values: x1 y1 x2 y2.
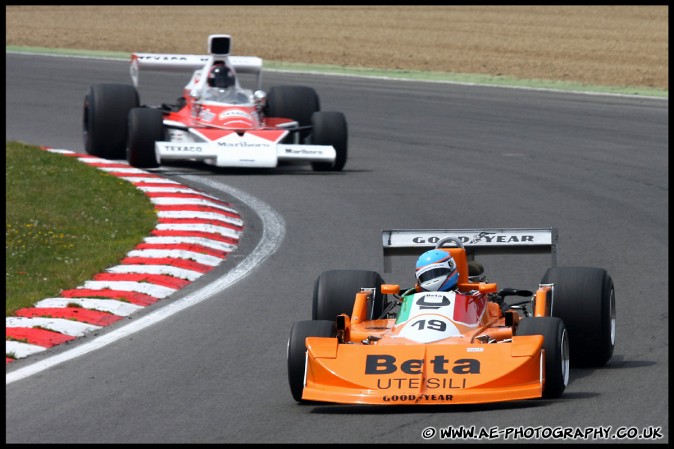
6 149 249 365
5 54 668 443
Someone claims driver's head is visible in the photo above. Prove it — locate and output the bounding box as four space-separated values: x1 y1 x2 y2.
208 64 235 88
415 249 458 292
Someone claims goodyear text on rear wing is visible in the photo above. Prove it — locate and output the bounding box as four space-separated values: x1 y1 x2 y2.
381 227 558 272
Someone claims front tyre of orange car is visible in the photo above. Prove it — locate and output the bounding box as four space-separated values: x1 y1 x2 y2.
312 270 384 322
287 320 336 403
517 317 569 399
542 266 615 367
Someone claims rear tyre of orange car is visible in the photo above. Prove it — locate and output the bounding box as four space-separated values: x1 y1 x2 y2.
542 266 615 367
312 270 385 322
83 84 139 159
517 317 569 399
265 85 320 141
127 108 163 168
311 111 348 172
287 320 337 403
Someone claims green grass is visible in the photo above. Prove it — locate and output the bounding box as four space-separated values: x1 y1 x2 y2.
5 142 157 316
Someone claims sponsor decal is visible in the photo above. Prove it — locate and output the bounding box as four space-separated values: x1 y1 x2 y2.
164 145 204 153
365 355 479 375
366 355 475 391
382 394 454 402
217 141 270 149
416 293 451 309
411 234 535 244
468 231 497 244
218 109 252 120
137 55 209 63
283 148 322 155
377 377 467 390
466 347 484 352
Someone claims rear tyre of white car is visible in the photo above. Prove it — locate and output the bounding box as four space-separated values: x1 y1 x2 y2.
127 108 163 169
312 269 385 322
542 266 615 367
311 111 348 172
83 84 139 159
265 85 320 140
517 317 569 399
287 320 337 403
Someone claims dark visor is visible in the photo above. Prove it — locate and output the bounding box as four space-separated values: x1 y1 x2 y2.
418 267 451 283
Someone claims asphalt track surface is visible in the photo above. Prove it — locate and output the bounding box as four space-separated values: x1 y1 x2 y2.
5 54 668 443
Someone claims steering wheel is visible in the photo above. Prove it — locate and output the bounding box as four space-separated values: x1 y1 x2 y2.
434 236 465 250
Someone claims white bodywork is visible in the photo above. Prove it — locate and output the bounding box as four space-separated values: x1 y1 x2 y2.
129 34 337 168
155 139 337 168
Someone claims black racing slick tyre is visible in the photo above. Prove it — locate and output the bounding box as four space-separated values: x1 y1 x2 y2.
517 317 569 399
542 266 615 367
310 111 348 172
265 85 320 140
312 270 385 322
83 84 139 159
287 320 337 403
127 108 163 168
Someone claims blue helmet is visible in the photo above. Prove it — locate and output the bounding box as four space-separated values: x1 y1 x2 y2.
415 249 459 292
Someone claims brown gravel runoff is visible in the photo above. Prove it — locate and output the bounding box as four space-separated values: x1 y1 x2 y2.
5 5 668 90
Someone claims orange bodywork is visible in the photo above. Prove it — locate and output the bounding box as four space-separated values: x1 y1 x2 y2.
302 333 544 405
301 247 552 405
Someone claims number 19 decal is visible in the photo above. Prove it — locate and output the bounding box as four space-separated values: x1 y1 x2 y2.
410 319 447 332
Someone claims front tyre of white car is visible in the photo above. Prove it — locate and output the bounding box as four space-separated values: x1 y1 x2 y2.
266 85 320 141
127 108 163 169
310 111 348 172
83 84 139 159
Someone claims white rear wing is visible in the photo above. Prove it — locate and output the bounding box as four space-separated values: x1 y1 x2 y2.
129 53 263 88
382 228 558 272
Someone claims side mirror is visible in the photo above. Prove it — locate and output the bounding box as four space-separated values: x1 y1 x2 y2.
478 283 498 294
254 90 266 107
381 284 400 295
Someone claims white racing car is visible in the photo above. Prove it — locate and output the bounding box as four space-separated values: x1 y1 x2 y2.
83 34 347 171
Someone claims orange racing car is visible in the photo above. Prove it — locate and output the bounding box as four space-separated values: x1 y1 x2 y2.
287 228 615 405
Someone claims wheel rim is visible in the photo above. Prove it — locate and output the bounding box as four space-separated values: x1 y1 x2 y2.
609 288 616 346
561 328 570 386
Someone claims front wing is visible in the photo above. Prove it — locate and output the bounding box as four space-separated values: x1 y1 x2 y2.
156 141 336 168
302 335 545 405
